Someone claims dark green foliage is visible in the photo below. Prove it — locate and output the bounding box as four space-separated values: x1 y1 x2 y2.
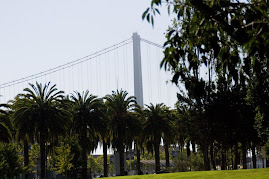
12 82 72 179
144 0 269 142
48 143 74 175
28 143 40 173
60 135 82 179
143 0 269 171
173 149 204 172
0 104 12 143
105 89 139 176
70 90 104 179
143 103 174 173
0 143 22 178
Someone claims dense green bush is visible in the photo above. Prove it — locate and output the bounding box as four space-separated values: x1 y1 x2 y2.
0 143 22 178
173 149 204 172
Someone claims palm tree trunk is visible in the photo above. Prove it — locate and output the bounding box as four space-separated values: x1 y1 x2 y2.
24 139 29 179
154 142 161 173
210 143 216 170
119 143 125 176
81 125 88 179
251 144 256 169
136 146 141 175
103 141 108 177
165 143 170 169
40 132 46 179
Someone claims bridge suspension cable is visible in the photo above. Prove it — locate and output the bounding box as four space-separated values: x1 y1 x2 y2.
141 38 164 49
0 35 177 107
0 38 132 89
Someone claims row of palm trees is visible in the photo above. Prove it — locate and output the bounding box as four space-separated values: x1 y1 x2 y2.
0 82 174 179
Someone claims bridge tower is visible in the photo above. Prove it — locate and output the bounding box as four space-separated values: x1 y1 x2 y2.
132 32 144 107
114 33 144 176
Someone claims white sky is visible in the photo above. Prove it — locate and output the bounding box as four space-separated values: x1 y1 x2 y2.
0 0 177 154
0 0 171 83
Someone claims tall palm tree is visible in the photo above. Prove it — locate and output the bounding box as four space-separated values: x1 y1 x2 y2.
133 105 144 175
12 96 38 179
163 109 176 169
97 103 110 177
143 103 173 173
70 90 104 179
12 82 71 179
105 90 137 176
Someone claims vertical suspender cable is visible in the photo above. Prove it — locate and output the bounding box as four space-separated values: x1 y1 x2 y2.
72 65 74 92
96 58 99 95
105 53 108 95
75 65 78 92
81 62 83 91
98 56 101 96
69 66 71 94
125 44 129 93
123 44 127 91
87 60 89 91
147 43 151 104
116 49 119 90
157 47 161 103
107 52 112 93
149 44 152 103
89 60 92 93
114 50 117 90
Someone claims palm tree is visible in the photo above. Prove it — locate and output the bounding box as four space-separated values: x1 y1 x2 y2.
143 103 173 173
70 90 104 179
163 109 176 169
12 96 35 179
105 90 137 176
97 103 110 177
132 105 144 175
0 103 12 143
12 82 71 179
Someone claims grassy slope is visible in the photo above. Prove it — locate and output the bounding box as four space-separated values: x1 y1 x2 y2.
106 168 269 179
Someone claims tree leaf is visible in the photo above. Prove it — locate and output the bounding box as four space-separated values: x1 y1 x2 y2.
142 8 150 20
151 15 154 27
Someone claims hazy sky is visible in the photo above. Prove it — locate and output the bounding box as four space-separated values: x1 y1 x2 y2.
0 1 176 154
0 0 172 84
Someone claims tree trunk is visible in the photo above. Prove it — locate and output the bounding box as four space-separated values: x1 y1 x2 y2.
192 142 196 154
251 144 256 169
234 143 240 170
136 146 141 175
202 143 210 170
103 142 108 177
210 143 216 170
221 148 226 170
186 141 191 157
242 142 247 169
164 143 170 169
119 144 125 176
81 125 88 179
24 140 29 179
40 132 46 179
154 142 161 173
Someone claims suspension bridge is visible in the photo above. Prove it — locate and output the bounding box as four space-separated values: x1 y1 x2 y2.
0 33 178 108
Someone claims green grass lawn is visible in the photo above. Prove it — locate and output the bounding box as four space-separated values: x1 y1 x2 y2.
106 168 269 179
